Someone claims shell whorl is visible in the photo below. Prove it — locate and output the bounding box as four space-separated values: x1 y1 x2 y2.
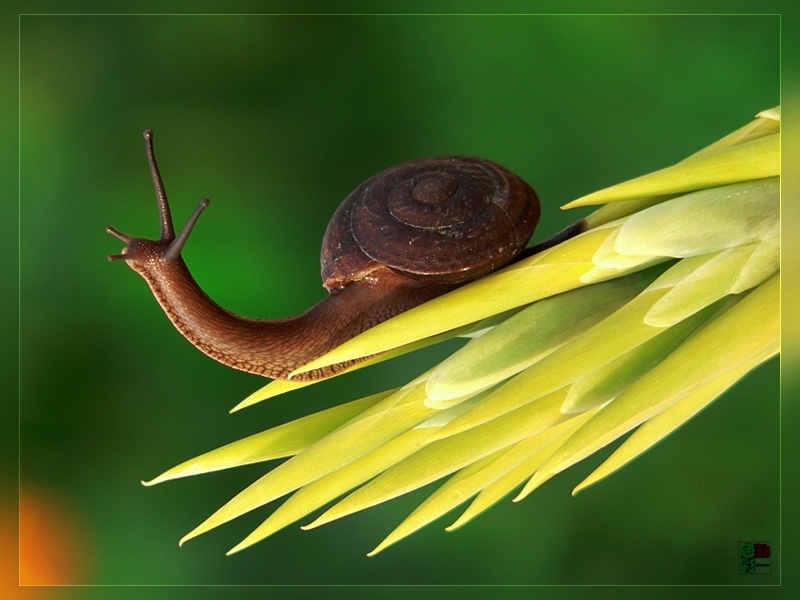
320 156 540 290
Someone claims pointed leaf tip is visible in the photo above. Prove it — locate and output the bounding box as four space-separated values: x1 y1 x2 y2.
226 540 249 555
178 523 208 547
757 106 780 120
513 470 555 502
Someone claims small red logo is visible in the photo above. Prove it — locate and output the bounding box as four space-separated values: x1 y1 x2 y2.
739 541 772 574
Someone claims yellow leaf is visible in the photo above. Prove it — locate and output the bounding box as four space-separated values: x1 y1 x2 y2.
526 274 779 488
306 388 571 530
572 343 779 495
563 134 779 207
144 388 394 485
180 384 436 544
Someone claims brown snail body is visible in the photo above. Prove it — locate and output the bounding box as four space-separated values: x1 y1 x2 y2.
107 131 541 380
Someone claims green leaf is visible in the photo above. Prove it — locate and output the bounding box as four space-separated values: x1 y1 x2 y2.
225 388 496 552
366 450 507 556
229 427 438 554
683 107 779 160
233 314 521 410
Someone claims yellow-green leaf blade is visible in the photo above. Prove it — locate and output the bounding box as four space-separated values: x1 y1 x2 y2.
143 389 394 486
527 274 779 487
561 298 722 413
563 133 779 207
373 409 604 554
683 108 779 160
449 411 597 531
644 243 777 327
306 388 572 529
233 318 510 410
425 270 656 403
366 450 508 556
228 427 437 554
179 384 437 544
227 387 496 551
436 281 675 438
612 178 778 258
572 343 778 495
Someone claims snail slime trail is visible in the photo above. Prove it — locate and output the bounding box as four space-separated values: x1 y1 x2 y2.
107 130 542 381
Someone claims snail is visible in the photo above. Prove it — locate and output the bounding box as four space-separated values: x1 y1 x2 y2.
107 130 543 381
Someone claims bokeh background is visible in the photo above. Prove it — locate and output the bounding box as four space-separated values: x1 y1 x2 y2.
18 14 780 585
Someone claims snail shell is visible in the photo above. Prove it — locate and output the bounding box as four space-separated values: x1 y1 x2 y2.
323 156 539 288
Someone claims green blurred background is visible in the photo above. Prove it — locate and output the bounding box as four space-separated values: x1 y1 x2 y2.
18 14 779 585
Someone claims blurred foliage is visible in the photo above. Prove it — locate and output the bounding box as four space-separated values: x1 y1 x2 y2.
19 14 778 585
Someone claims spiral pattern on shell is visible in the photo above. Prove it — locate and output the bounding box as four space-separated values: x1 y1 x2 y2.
321 156 540 290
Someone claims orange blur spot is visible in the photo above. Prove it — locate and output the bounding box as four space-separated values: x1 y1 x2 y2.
16 487 91 586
